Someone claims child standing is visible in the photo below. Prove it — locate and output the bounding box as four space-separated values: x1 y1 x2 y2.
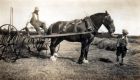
116 29 129 65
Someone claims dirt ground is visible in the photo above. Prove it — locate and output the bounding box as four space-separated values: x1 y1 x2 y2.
0 39 140 80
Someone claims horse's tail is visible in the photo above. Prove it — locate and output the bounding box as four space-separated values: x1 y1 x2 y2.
47 24 54 35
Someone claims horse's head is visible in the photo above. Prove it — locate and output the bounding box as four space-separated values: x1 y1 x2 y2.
102 11 115 34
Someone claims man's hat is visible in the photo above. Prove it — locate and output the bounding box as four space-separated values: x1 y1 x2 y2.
35 7 39 11
122 29 128 35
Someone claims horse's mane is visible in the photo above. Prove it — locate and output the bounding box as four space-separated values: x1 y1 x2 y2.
90 13 107 19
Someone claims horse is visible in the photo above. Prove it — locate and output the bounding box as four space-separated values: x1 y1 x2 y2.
47 11 115 64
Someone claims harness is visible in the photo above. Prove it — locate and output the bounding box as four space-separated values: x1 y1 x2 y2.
62 19 83 32
84 16 97 34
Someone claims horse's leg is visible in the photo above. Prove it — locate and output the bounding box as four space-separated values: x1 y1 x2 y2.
50 38 56 56
78 41 87 64
83 37 94 63
116 56 119 62
50 38 63 61
83 44 90 63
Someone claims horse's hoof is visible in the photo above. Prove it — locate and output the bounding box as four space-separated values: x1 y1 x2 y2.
116 58 119 62
83 59 89 64
77 60 83 64
77 62 83 64
50 56 57 61
119 63 124 66
54 53 59 57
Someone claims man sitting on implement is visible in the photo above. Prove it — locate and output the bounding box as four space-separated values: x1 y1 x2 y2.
30 7 47 35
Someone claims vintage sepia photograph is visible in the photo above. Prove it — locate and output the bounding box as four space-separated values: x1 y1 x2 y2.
0 0 140 80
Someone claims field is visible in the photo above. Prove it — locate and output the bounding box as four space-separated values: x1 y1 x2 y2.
0 37 140 80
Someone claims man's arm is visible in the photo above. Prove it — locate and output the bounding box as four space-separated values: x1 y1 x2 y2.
37 14 39 21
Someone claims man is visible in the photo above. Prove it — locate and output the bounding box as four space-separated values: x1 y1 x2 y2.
30 7 47 35
116 29 129 65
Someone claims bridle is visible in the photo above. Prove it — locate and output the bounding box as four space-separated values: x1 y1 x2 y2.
102 15 114 33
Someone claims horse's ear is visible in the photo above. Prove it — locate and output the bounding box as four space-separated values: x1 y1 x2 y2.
105 10 109 15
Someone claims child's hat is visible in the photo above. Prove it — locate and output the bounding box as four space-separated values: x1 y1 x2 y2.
35 7 39 11
122 29 128 35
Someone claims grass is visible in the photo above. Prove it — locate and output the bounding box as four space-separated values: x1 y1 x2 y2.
0 38 140 80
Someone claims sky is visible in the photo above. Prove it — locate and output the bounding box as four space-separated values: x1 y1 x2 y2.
0 0 140 35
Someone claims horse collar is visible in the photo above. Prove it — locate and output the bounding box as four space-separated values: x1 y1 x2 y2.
84 16 97 33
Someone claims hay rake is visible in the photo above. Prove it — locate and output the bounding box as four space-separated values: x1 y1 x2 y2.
0 24 49 62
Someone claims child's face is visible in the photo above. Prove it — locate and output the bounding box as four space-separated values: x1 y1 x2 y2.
123 32 127 36
34 10 39 14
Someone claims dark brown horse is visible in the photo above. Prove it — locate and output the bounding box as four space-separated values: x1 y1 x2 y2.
47 11 115 64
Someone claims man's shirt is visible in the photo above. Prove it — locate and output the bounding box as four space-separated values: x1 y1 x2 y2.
30 12 39 23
